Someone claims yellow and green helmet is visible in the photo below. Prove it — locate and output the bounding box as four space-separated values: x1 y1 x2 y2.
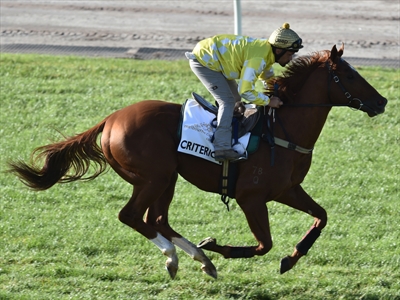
268 23 303 51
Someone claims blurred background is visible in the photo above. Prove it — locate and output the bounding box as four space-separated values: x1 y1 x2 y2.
1 0 398 66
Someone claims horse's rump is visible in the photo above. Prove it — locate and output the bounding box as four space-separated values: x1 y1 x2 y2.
100 100 183 182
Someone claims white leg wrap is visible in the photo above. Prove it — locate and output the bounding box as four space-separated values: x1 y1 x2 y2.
171 236 212 264
171 237 199 258
171 236 217 279
150 232 176 256
150 233 179 278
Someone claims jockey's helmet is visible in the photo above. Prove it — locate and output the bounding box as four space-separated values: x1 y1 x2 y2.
268 23 303 52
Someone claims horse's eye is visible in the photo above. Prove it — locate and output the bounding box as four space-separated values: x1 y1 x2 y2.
347 74 355 80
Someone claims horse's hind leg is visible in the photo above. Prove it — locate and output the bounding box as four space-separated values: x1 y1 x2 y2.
145 172 217 279
171 236 217 279
118 178 179 279
275 185 327 274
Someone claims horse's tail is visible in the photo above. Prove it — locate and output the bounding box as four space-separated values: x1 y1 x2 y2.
7 118 109 191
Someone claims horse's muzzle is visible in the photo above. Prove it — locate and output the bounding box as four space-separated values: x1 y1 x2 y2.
363 97 387 117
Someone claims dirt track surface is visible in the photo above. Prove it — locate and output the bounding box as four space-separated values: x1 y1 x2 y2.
1 0 399 62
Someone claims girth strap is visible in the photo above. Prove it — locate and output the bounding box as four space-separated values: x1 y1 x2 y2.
220 161 230 211
219 160 239 211
221 161 229 197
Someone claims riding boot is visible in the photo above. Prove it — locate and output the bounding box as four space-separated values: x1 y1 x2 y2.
213 126 241 161
214 149 241 161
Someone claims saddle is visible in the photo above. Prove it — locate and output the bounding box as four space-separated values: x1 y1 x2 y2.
190 93 264 209
191 92 260 139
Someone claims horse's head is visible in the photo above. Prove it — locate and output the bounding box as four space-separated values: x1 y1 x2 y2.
328 44 387 117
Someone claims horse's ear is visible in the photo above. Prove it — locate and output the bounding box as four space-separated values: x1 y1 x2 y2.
330 43 344 62
337 43 344 57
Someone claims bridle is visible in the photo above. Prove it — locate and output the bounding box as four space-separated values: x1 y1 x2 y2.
263 58 381 159
326 60 364 110
263 59 365 160
282 60 364 110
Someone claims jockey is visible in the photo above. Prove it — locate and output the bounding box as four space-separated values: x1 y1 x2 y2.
186 23 303 161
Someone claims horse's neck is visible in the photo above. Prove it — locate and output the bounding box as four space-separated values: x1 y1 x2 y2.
276 70 331 148
278 105 330 148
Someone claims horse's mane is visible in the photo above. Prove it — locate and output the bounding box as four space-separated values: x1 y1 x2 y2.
268 50 330 101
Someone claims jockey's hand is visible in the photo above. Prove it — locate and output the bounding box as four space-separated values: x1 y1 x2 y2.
268 96 283 108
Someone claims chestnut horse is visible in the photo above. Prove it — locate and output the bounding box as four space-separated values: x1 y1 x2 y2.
7 45 387 279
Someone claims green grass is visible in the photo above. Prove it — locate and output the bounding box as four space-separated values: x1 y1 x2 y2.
0 53 399 300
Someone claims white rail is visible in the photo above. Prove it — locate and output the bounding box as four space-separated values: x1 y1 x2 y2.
233 0 242 35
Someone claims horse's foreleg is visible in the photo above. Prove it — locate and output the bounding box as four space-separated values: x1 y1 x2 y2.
198 200 273 259
275 185 327 274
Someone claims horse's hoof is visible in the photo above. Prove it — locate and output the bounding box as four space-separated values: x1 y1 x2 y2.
201 263 218 279
197 237 216 251
165 263 178 279
280 256 292 274
165 256 179 279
